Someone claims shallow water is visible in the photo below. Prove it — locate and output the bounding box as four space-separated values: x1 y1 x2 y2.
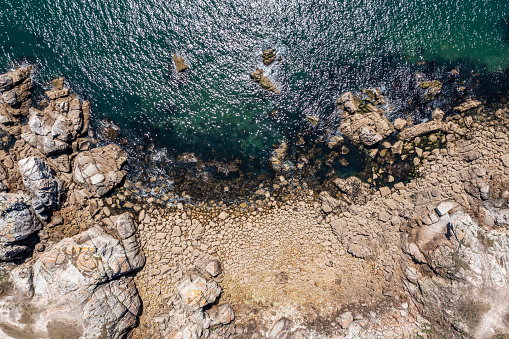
1 0 508 171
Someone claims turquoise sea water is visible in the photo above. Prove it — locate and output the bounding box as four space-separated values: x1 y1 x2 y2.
1 0 508 170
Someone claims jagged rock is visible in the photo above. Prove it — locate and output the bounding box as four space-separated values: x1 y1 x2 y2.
306 115 319 126
334 176 372 205
418 80 442 99
0 192 41 261
405 211 509 337
270 142 287 172
398 120 464 141
174 53 189 73
431 108 445 121
319 191 340 213
0 217 144 339
18 157 63 220
454 99 481 112
73 144 127 197
262 48 277 65
177 272 221 311
250 68 280 94
0 66 33 135
337 91 394 146
204 259 222 277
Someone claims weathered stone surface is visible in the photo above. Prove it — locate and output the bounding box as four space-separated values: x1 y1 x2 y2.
0 66 33 135
0 192 41 261
18 156 63 220
398 121 445 141
454 99 481 112
177 273 221 311
207 303 235 326
0 222 144 339
73 144 127 197
393 118 407 130
267 318 292 339
250 68 280 94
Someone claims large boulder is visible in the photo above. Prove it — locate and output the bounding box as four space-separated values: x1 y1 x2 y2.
73 144 127 197
0 213 145 339
0 66 33 135
18 157 63 220
0 192 41 261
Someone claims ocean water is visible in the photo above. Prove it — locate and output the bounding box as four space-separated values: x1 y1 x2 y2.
1 0 508 171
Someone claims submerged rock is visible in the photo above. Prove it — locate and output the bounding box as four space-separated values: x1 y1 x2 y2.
73 144 127 197
0 192 41 261
0 214 144 339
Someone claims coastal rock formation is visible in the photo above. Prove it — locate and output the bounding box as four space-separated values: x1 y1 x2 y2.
174 53 189 74
336 91 394 146
0 192 41 261
73 144 127 197
262 48 277 65
18 156 63 220
0 66 33 135
21 83 89 155
454 98 481 112
0 214 145 339
250 68 280 94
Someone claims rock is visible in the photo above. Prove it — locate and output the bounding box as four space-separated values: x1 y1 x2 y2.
250 68 280 94
435 201 455 217
18 156 63 220
379 186 391 197
204 259 222 277
398 120 444 141
378 211 391 222
393 118 407 130
115 213 146 271
306 115 319 126
432 108 445 121
73 144 127 197
347 240 374 259
267 317 292 339
336 92 359 114
177 272 221 311
454 99 481 112
0 66 33 135
418 80 442 99
338 311 354 329
207 303 235 326
319 191 340 213
270 142 287 172
262 48 277 65
0 192 41 261
501 155 509 167
174 53 189 73
35 243 45 252
391 140 403 154
218 211 229 220
0 225 143 339
358 126 383 146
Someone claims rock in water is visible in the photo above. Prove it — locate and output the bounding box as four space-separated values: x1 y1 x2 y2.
250 68 280 94
0 192 41 261
174 53 189 73
73 144 127 197
0 214 145 339
262 48 277 65
18 156 63 220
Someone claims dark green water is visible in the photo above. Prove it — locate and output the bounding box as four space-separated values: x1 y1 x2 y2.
1 0 509 170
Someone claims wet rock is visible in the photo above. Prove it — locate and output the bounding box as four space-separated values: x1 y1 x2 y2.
73 144 127 197
250 68 280 94
262 48 277 65
174 53 189 73
306 115 319 126
454 99 481 112
0 192 41 261
0 225 143 339
18 156 63 220
0 66 33 135
418 80 442 99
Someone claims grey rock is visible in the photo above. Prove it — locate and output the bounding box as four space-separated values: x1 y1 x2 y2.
207 303 235 326
177 272 221 311
435 201 455 217
0 192 41 261
0 225 143 339
268 317 292 339
73 144 127 197
18 156 63 220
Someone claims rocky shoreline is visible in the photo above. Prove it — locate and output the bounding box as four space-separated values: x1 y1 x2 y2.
1 65 509 338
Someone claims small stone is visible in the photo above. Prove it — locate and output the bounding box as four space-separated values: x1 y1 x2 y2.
379 186 391 197
435 201 455 217
35 243 45 252
218 211 229 220
378 211 391 222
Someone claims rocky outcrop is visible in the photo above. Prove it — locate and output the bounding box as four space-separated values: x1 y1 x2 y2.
454 99 481 112
398 120 465 141
0 192 41 261
18 157 63 220
250 69 280 94
0 66 33 135
403 205 509 337
336 91 394 146
21 82 89 155
174 53 189 74
262 48 277 65
0 214 145 339
73 144 127 197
